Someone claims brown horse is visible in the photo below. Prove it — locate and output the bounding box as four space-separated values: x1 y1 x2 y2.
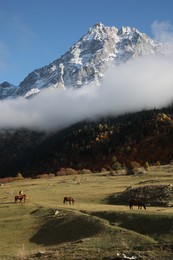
15 194 28 203
63 196 75 205
129 198 146 210
15 195 24 202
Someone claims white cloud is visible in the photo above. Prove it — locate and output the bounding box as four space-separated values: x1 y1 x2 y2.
151 20 173 44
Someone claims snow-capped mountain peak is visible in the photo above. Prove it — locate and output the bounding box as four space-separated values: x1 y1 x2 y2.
0 23 166 99
87 22 118 41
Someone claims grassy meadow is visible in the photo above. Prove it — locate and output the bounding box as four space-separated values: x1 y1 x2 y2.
0 165 173 259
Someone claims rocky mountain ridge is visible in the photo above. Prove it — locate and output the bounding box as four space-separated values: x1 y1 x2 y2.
0 22 165 99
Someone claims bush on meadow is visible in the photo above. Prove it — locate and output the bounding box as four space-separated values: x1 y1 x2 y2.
65 168 78 175
16 172 24 180
79 169 92 174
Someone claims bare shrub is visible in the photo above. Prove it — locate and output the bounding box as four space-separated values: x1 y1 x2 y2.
65 168 78 175
79 169 92 174
126 161 141 175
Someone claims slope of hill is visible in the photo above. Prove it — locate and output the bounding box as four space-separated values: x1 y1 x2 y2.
0 170 173 259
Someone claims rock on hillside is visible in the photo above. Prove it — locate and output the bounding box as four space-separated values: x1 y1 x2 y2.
112 184 173 207
0 82 18 99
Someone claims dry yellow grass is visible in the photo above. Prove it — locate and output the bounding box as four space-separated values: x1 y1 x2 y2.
0 165 173 259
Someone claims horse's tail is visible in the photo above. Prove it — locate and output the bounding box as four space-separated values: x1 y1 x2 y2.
63 197 66 204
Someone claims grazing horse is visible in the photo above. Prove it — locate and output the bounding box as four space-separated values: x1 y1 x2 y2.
15 194 28 203
129 198 146 210
15 195 24 203
63 196 75 205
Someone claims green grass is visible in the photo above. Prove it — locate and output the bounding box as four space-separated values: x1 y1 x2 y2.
0 165 173 259
89 210 173 243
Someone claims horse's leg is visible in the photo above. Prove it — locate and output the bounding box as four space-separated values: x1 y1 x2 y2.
143 204 146 210
129 203 133 209
15 196 20 203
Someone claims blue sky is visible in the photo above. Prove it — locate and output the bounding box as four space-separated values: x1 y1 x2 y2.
0 0 173 86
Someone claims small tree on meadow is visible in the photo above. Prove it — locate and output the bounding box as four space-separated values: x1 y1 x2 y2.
16 172 24 180
112 161 122 171
144 161 150 171
156 161 161 166
111 156 122 171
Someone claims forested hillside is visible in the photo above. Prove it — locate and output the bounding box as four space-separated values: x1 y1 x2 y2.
1 106 173 178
